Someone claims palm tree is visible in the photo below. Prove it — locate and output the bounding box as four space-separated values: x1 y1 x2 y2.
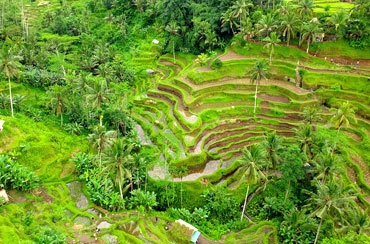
303 106 321 125
279 13 299 45
261 131 283 170
87 126 117 168
221 9 237 35
255 13 277 38
331 10 348 40
339 207 370 235
304 178 356 244
247 60 271 114
330 101 357 134
165 21 180 64
263 32 281 64
47 85 68 127
231 0 252 25
295 124 314 159
101 138 135 201
85 79 111 125
0 40 22 118
297 0 314 20
311 149 342 183
301 21 323 53
240 144 266 221
173 166 188 208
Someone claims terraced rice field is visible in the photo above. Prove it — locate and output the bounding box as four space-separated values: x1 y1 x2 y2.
313 0 354 13
131 43 370 210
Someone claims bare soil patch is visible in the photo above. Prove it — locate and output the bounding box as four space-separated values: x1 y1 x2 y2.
259 93 290 104
219 51 250 61
344 131 362 142
347 166 357 183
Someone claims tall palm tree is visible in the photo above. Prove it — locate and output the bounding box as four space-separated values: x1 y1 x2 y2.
295 123 314 159
231 0 252 25
297 0 314 20
87 126 117 168
85 79 111 125
101 138 135 201
303 106 321 125
263 32 281 64
47 85 68 127
221 9 237 35
301 21 323 53
165 21 180 64
247 60 271 114
261 131 283 170
279 13 299 45
240 144 266 221
173 166 188 208
331 10 348 40
330 101 357 134
304 178 356 244
0 40 22 118
255 13 277 38
311 149 342 183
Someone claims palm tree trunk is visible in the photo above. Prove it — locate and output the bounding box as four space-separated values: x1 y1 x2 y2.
306 38 310 53
254 83 258 114
60 112 63 127
314 218 323 244
273 0 275 10
172 39 176 64
241 184 250 221
269 50 272 64
119 181 123 201
283 181 290 203
8 76 14 118
180 177 183 208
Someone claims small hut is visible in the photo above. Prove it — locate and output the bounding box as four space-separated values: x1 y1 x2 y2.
175 219 201 243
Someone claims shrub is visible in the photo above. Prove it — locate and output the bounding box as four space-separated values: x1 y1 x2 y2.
33 226 65 244
210 59 223 70
0 155 39 191
128 189 158 211
71 153 94 175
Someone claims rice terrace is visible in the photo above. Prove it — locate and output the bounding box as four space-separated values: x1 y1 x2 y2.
0 0 369 243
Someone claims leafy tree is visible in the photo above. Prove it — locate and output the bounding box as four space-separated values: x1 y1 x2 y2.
263 32 281 64
247 60 271 114
129 189 158 211
102 138 135 201
87 125 117 168
0 39 22 118
221 9 237 35
279 145 306 203
47 85 68 127
330 101 357 134
239 144 266 221
304 178 356 244
165 21 180 64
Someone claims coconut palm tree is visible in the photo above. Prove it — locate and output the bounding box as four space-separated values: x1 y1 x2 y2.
303 106 321 125
88 126 117 168
173 166 188 208
240 144 266 221
311 149 342 183
331 10 348 40
263 32 281 64
279 13 299 45
221 9 237 35
330 101 357 134
247 60 271 114
231 0 252 25
47 85 68 127
295 123 314 159
101 138 135 201
297 0 314 19
165 21 180 64
304 178 356 244
0 40 22 118
339 207 370 235
261 131 283 170
255 13 277 38
301 21 323 53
